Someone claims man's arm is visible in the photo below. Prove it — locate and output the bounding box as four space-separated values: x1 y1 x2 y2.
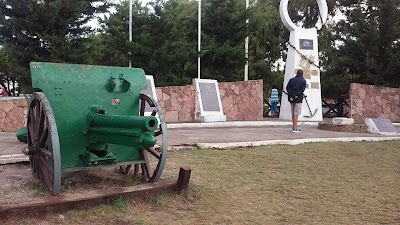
286 79 292 96
299 79 306 94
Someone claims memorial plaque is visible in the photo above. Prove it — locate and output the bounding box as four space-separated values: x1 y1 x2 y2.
311 70 319 76
311 82 320 89
199 82 221 112
299 39 314 50
303 70 311 79
371 119 398 133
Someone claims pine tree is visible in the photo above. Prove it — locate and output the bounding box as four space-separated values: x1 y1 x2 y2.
0 0 110 83
327 0 400 88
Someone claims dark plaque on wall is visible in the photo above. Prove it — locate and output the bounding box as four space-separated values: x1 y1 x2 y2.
299 39 314 50
199 82 221 112
140 78 155 112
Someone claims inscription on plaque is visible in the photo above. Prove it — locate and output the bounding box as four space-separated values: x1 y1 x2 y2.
372 119 398 133
299 39 314 50
199 82 221 112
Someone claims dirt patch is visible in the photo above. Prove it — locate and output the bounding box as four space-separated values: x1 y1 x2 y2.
0 160 182 206
0 163 38 204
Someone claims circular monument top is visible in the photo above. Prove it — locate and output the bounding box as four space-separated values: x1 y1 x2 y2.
279 0 328 31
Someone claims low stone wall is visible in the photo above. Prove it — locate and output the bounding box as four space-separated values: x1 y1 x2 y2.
350 83 400 122
156 80 263 122
156 85 196 122
219 80 263 121
318 123 368 133
0 80 263 131
0 97 27 132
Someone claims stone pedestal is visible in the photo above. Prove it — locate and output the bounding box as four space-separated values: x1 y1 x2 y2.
332 117 354 125
318 122 368 133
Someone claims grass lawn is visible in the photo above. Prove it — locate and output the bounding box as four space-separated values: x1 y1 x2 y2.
2 141 400 225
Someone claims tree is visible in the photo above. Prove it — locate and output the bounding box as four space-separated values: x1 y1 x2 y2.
90 0 289 88
0 0 110 86
200 0 247 82
248 1 282 76
147 0 198 85
0 47 24 96
93 0 198 86
322 0 400 94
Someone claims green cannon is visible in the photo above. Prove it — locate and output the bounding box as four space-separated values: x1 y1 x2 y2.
20 62 168 195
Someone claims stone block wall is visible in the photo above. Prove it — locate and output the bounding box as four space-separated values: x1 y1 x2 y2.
350 83 400 122
0 97 28 132
318 123 368 133
0 80 263 131
155 80 263 122
156 85 196 122
219 80 263 121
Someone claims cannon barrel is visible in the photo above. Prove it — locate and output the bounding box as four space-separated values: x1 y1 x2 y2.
91 114 158 132
86 108 159 148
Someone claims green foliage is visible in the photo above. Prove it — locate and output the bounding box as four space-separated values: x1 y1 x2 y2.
94 0 197 86
24 180 49 196
149 0 198 85
186 184 202 202
285 0 338 28
0 0 110 87
200 0 247 81
133 218 150 225
248 1 283 82
145 192 169 207
0 47 24 95
107 196 130 211
61 179 72 192
92 0 284 87
320 0 400 96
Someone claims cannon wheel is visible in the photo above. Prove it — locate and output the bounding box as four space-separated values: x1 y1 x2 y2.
27 92 61 195
119 93 168 182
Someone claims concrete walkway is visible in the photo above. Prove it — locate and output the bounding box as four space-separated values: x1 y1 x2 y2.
1 120 400 164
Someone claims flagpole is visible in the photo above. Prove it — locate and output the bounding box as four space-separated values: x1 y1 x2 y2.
198 0 201 79
244 0 249 81
129 0 132 68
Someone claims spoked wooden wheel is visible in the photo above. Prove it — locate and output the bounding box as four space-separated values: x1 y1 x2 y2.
27 92 61 195
119 93 168 182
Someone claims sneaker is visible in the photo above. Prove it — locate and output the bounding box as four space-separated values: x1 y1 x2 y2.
292 129 301 133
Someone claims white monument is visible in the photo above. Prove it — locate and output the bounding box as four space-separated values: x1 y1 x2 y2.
193 78 226 122
279 0 328 121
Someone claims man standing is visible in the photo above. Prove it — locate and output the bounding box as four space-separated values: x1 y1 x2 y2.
286 69 306 133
